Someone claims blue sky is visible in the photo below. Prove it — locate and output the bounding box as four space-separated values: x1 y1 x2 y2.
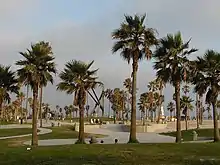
1 0 220 116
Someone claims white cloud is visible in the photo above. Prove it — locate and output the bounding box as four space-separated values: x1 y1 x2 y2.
1 0 220 113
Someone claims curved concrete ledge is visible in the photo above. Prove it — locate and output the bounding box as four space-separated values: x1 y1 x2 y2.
0 126 52 140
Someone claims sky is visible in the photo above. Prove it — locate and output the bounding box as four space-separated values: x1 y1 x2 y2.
1 0 220 116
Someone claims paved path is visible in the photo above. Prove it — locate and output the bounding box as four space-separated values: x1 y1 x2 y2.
1 121 215 146
0 124 52 140
24 124 176 146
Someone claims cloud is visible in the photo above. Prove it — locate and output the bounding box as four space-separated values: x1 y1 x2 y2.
1 0 220 114
0 0 38 20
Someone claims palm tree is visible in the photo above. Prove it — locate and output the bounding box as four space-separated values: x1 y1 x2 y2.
191 50 220 142
112 14 158 143
167 101 175 120
57 60 101 144
33 41 55 127
104 89 113 118
153 32 198 143
154 78 165 123
0 65 19 120
16 92 25 121
123 78 132 94
16 41 56 146
138 92 150 125
180 95 194 130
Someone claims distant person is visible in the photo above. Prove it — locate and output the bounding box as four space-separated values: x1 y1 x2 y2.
114 139 118 144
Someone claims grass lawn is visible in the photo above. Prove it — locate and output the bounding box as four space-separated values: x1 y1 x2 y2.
39 125 106 140
0 121 17 125
160 129 216 141
0 128 33 137
0 143 220 164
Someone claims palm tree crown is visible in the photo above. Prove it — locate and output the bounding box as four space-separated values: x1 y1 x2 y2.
153 32 197 85
0 65 19 104
0 65 19 119
16 41 56 87
112 14 158 63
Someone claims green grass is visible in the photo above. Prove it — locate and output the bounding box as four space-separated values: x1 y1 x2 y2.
0 143 220 164
0 128 33 137
39 125 106 140
160 129 216 141
0 121 17 125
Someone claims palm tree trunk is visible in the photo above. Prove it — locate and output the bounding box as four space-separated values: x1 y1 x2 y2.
157 84 163 124
78 104 85 143
212 101 220 142
77 90 85 144
108 101 111 117
150 110 154 122
196 94 199 129
143 110 146 126
0 99 3 120
175 80 181 143
39 87 43 128
32 84 38 146
25 85 29 123
185 107 188 131
170 111 172 121
129 57 138 143
199 96 203 125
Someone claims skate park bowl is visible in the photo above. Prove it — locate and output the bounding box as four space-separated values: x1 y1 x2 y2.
74 123 168 133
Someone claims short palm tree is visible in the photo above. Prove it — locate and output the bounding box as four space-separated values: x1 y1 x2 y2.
104 89 113 118
167 101 175 120
153 32 197 143
180 95 194 130
16 91 25 120
16 41 56 146
0 65 19 120
192 50 220 142
112 14 158 143
57 60 101 144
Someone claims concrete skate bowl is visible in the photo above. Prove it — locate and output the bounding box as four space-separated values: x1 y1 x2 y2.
100 124 130 132
101 123 168 133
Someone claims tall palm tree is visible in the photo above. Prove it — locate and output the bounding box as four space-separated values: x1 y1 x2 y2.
0 65 19 120
167 101 175 120
192 50 220 142
57 60 101 144
33 42 55 127
180 95 194 130
112 14 158 143
16 41 56 146
153 32 198 143
112 15 157 143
